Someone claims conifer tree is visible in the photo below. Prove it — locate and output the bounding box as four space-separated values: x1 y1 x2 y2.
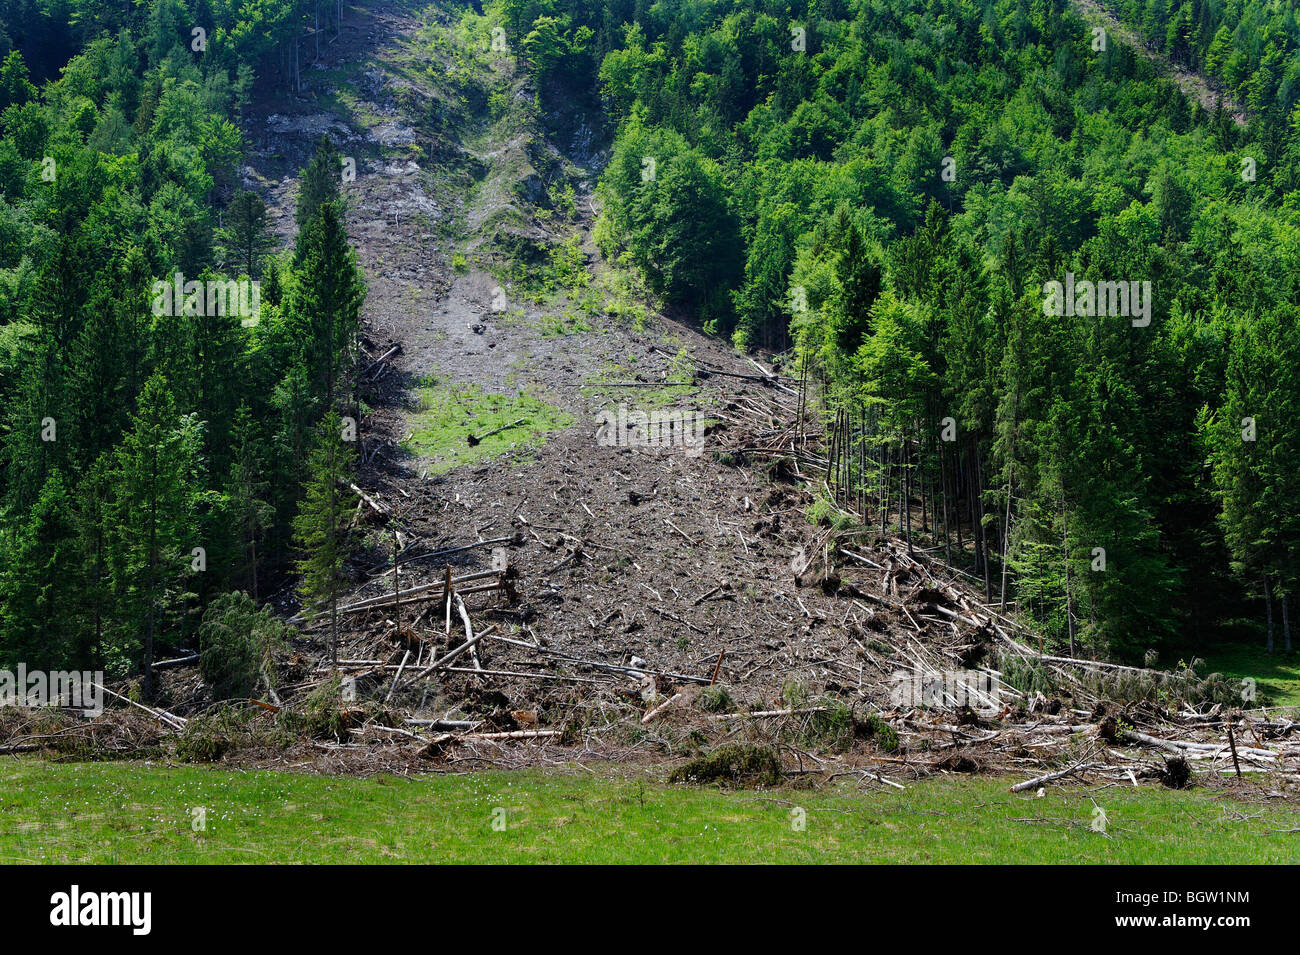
109 374 204 698
292 411 355 667
226 403 273 601
219 189 275 278
0 470 83 670
294 135 342 234
285 200 365 410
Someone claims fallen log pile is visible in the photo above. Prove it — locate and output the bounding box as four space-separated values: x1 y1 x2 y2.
706 370 1300 792
18 510 1295 792
3 356 1297 795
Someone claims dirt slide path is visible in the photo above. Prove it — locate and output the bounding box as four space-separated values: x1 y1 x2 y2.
1074 0 1247 125
238 0 867 724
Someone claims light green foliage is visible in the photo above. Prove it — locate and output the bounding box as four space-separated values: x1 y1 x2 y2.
561 0 1300 661
0 3 369 681
404 379 572 473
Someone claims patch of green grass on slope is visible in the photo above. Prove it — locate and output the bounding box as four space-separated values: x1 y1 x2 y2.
404 378 571 474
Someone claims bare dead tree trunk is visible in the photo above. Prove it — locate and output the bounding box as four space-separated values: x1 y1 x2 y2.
881 443 891 536
827 407 840 503
859 410 866 519
1063 498 1074 658
940 441 951 564
976 442 990 601
896 440 905 540
903 435 913 554
1000 462 1014 611
953 443 964 561
1283 590 1293 653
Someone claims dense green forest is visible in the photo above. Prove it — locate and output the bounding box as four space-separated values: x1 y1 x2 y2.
498 0 1300 661
0 0 364 693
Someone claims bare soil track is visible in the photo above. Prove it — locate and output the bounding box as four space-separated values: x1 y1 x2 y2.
233 0 867 769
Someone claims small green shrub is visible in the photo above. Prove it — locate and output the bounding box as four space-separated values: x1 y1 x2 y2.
279 675 351 740
998 653 1059 697
669 744 782 787
797 698 855 751
782 679 811 710
696 686 732 713
198 592 289 701
175 727 227 762
858 712 900 753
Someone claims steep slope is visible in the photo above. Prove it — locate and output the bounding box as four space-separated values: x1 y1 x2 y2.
157 0 1290 787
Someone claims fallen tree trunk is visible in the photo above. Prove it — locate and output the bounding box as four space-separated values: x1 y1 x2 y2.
292 570 501 622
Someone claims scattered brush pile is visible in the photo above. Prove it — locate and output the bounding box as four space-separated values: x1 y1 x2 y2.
2 529 1297 790
2 367 1299 795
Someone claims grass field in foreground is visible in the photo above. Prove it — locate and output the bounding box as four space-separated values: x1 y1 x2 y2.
2 760 1298 863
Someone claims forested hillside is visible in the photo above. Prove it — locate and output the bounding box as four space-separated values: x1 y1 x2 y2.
495 0 1300 661
5 0 1300 871
2 0 1297 694
0 1 364 690
1109 0 1300 123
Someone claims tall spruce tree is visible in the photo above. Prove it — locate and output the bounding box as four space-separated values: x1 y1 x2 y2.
219 189 275 278
0 469 83 670
285 200 365 410
293 411 355 667
294 135 343 234
108 374 204 697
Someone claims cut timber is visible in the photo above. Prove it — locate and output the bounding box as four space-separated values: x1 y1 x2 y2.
442 667 606 683
294 569 502 622
642 691 686 724
1009 759 1096 792
467 417 526 446
92 682 186 731
382 536 516 573
385 650 411 702
1125 729 1274 759
478 633 711 684
405 718 481 730
466 729 560 741
349 482 390 518
364 343 401 378
392 629 490 692
648 604 706 635
453 592 480 671
710 649 727 685
709 707 829 720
